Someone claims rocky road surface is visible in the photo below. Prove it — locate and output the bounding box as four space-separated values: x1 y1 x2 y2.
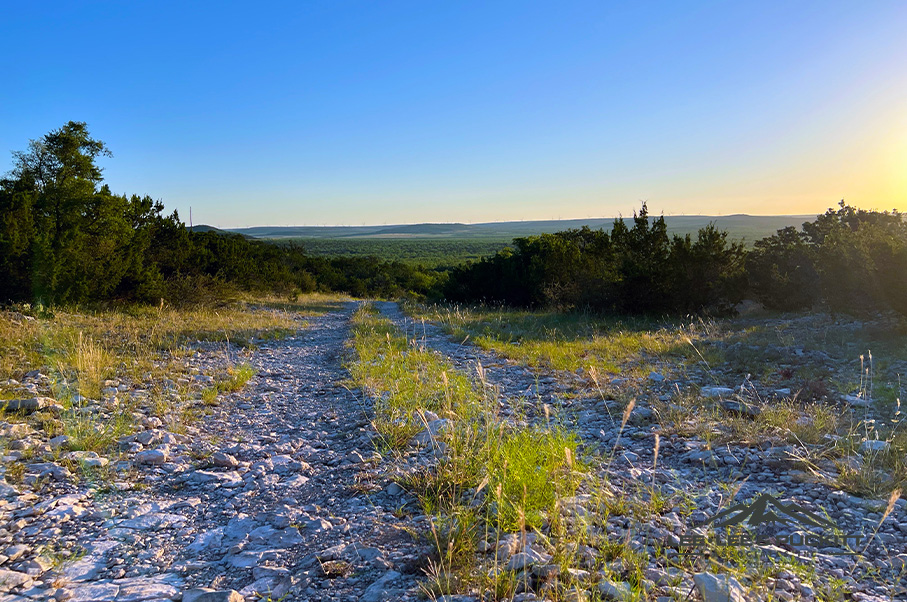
376 302 907 602
2 302 905 602
2 302 426 602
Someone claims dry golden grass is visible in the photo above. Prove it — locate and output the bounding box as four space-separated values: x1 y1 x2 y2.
0 301 303 398
406 303 711 378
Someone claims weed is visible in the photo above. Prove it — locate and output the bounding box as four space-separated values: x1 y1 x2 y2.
347 303 592 598
220 363 256 393
62 410 133 453
4 461 25 484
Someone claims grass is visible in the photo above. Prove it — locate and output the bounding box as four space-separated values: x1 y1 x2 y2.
410 302 907 501
383 302 907 599
221 363 256 392
654 387 841 447
346 303 592 597
1 301 301 398
347 306 478 450
0 297 315 481
246 291 351 316
62 410 135 453
406 303 708 378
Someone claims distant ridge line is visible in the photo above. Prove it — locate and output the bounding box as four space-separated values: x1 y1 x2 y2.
222 215 817 241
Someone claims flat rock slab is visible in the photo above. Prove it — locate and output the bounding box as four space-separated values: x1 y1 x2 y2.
188 470 243 487
0 569 33 592
1 397 53 413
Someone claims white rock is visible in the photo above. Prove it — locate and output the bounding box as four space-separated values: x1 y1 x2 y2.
859 440 890 454
701 386 734 398
183 589 243 602
410 419 449 446
598 580 633 601
1 397 53 413
189 470 243 487
211 452 238 468
0 568 33 592
134 448 169 465
186 528 224 554
112 577 181 602
842 394 872 407
49 435 71 448
305 517 333 533
63 581 120 601
360 570 401 602
345 450 365 464
505 547 552 571
693 572 746 602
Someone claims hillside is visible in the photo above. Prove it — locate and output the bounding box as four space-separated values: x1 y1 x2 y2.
230 214 816 242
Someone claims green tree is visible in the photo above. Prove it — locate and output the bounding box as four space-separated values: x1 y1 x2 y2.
5 121 116 301
0 180 37 300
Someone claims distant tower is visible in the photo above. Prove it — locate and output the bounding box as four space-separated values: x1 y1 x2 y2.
190 207 193 230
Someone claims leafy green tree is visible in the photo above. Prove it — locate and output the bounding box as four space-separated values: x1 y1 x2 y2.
668 224 747 314
0 180 37 300
746 226 819 311
445 204 746 315
747 202 907 315
5 121 118 301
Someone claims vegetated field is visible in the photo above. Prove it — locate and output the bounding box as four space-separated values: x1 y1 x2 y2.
0 293 347 447
241 214 816 265
291 238 511 266
3 294 906 600
411 301 907 493
232 214 815 242
349 300 907 599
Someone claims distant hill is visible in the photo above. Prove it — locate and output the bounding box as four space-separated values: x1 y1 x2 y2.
229 215 817 243
190 225 255 239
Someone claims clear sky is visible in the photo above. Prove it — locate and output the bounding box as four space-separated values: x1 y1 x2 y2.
2 1 905 227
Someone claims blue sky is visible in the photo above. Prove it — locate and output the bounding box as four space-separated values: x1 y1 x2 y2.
2 1 906 227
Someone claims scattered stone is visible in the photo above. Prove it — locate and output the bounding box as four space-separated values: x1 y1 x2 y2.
693 572 746 602
0 303 885 602
0 568 32 592
701 386 734 398
134 448 169 465
859 440 890 454
0 397 53 413
211 451 238 468
182 589 244 602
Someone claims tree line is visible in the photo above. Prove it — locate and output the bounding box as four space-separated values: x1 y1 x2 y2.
445 202 907 316
0 122 441 305
3 122 905 316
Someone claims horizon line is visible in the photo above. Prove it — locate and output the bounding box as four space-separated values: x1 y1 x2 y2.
214 212 821 230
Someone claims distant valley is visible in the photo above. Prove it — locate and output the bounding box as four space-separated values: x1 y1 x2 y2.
195 215 819 265
222 214 816 242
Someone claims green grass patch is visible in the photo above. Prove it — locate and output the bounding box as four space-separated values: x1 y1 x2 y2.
220 363 256 393
407 303 704 377
346 303 592 594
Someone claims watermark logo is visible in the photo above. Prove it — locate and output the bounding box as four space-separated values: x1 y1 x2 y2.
680 493 862 554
